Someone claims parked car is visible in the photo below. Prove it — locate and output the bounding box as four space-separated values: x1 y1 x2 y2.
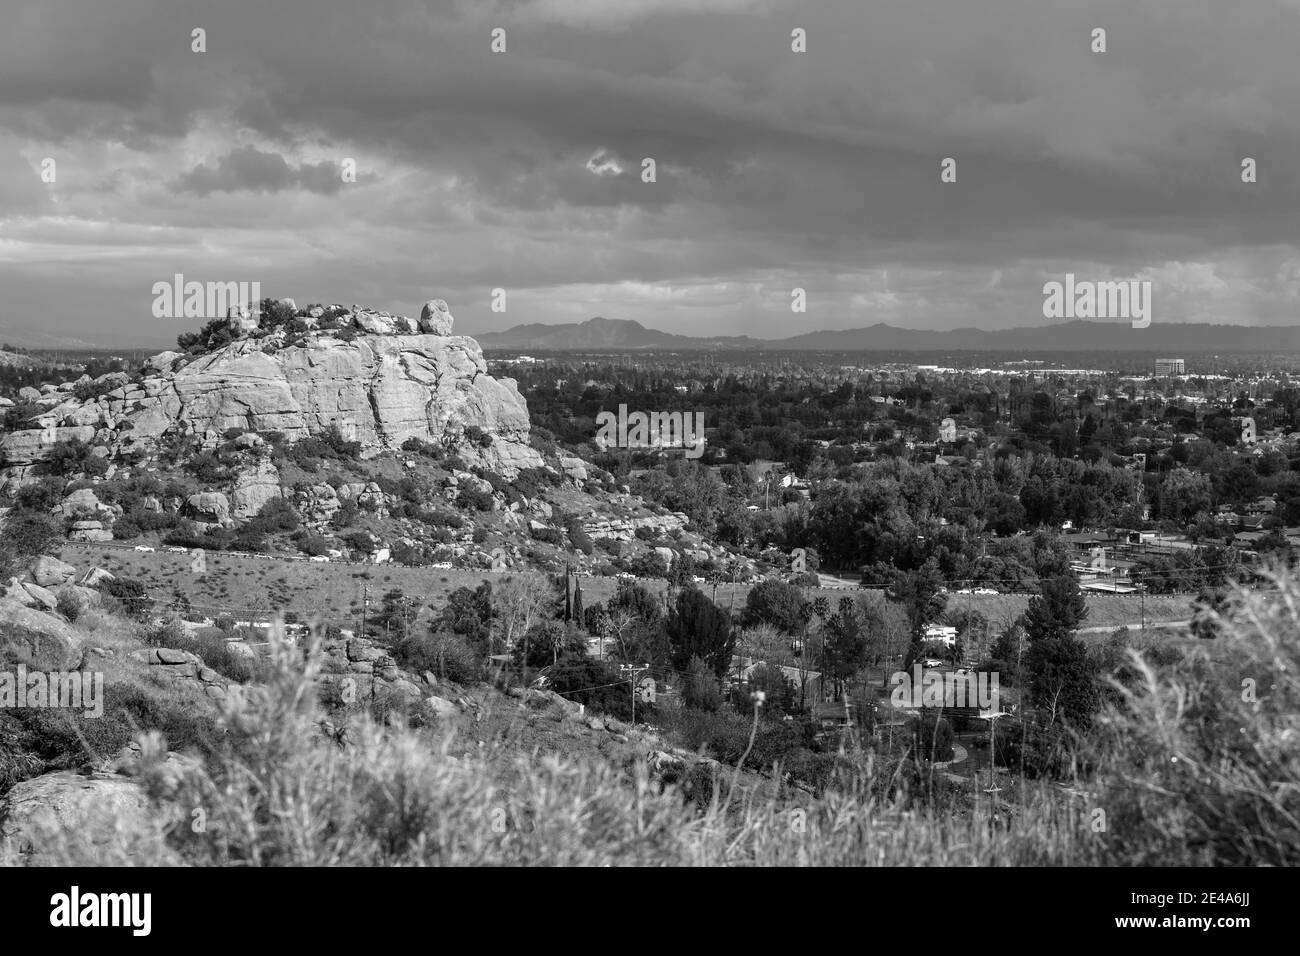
309 555 330 563
133 545 155 553
974 587 999 595
166 546 188 554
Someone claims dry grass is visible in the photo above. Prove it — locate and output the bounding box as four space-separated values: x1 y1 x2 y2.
4 568 1295 866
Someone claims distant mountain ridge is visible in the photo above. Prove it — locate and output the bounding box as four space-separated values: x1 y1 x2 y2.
477 316 759 350
480 317 1300 352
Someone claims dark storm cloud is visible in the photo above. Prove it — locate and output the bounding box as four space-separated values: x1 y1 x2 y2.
172 146 353 195
2 0 1299 343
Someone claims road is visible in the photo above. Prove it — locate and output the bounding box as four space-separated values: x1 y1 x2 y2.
1077 620 1190 634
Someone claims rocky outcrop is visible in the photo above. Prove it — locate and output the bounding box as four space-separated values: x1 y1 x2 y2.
582 512 689 541
31 556 77 588
296 483 341 524
231 459 281 521
127 647 233 703
0 297 543 479
0 598 84 668
0 771 152 861
559 456 588 483
317 633 427 704
185 491 232 527
68 520 112 542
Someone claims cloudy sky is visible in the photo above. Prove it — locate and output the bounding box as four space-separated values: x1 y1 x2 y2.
2 0 1299 346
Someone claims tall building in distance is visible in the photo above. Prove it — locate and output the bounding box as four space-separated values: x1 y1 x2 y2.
1155 358 1185 376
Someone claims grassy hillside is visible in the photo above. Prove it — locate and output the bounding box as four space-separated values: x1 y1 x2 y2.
4 567 1296 867
58 542 1192 634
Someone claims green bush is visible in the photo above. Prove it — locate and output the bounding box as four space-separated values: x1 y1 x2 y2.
682 656 722 712
456 487 494 512
391 630 482 684
100 577 151 619
908 713 954 762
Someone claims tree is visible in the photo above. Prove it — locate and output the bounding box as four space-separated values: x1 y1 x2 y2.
607 580 663 627
887 563 946 640
666 587 735 678
816 597 872 698
513 619 583 671
1024 635 1098 727
741 663 797 717
493 576 552 665
370 588 421 642
572 578 585 628
989 621 1027 682
1024 576 1088 643
682 655 722 712
433 582 494 659
887 562 946 670
743 579 807 634
546 650 638 722
258 297 297 330
1022 574 1095 726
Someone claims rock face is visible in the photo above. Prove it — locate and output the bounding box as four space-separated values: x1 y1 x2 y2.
0 598 84 668
231 459 281 521
0 771 152 861
128 647 232 703
0 297 541 479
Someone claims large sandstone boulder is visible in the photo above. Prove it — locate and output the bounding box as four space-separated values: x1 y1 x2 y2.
559 456 588 482
31 556 77 588
419 299 455 335
128 647 231 702
20 582 58 611
81 567 115 588
143 350 182 375
53 583 101 610
69 520 112 542
0 598 83 668
0 771 152 861
61 487 107 517
186 491 232 526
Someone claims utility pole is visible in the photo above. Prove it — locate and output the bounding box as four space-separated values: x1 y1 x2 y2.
360 584 369 639
1138 573 1146 634
979 710 1009 812
619 663 649 724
